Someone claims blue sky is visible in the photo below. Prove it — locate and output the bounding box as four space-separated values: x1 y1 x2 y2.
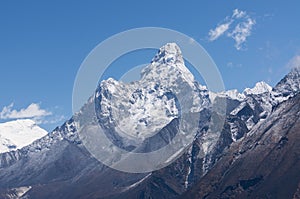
0 1 300 131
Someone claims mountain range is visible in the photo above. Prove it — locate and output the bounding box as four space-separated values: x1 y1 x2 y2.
0 43 299 199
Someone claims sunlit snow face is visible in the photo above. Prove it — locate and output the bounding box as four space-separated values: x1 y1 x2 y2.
96 77 180 142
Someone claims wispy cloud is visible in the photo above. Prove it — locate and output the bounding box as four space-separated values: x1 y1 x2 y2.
232 9 246 19
286 55 300 69
35 115 66 125
208 22 232 41
227 62 242 68
228 18 256 50
0 103 51 120
208 9 256 50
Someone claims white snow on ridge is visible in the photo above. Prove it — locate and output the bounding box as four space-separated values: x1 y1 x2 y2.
223 89 245 100
123 173 152 191
243 81 272 95
209 82 273 103
218 89 246 101
0 119 47 153
5 186 32 199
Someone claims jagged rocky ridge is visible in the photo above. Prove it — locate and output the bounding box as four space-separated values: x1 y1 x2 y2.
181 92 300 199
0 43 299 198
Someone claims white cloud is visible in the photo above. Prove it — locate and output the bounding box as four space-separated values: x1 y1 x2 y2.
228 18 256 50
227 62 242 68
208 22 232 41
0 103 66 126
35 115 66 125
0 103 51 120
232 9 246 19
286 55 300 69
208 9 256 50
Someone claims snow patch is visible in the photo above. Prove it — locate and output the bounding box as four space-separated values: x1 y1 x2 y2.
5 186 32 199
0 119 47 153
123 173 152 191
184 146 193 189
164 147 186 164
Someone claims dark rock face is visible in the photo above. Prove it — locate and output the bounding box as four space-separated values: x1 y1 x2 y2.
181 93 300 199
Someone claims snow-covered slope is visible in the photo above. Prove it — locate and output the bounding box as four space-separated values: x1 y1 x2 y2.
0 119 47 153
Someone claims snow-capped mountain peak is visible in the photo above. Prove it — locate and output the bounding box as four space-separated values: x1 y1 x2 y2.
95 43 205 147
273 67 300 98
243 81 272 95
151 43 184 65
0 119 48 153
141 43 194 87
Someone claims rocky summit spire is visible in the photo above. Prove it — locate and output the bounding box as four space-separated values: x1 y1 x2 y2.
273 66 300 98
151 43 184 65
141 43 194 87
